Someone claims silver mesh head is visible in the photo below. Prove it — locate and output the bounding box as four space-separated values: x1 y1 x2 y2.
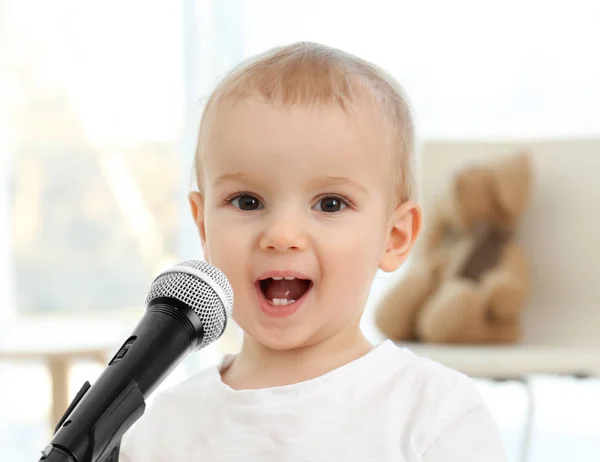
145 260 233 349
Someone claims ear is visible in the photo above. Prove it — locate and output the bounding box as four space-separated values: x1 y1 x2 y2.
188 191 208 256
378 201 423 273
490 152 532 218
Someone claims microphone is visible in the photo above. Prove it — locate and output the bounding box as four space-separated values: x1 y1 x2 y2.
37 260 233 462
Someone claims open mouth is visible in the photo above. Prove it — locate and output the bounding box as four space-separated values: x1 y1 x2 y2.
258 276 313 306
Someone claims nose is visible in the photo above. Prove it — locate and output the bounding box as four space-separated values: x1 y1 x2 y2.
259 210 308 252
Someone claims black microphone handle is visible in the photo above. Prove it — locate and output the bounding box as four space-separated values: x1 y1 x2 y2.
39 446 75 462
40 440 122 462
40 299 204 462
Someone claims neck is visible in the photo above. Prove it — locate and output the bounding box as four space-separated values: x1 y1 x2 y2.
221 328 374 390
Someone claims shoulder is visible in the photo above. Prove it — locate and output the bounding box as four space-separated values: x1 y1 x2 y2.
379 341 480 399
119 361 222 461
360 341 484 423
377 343 498 452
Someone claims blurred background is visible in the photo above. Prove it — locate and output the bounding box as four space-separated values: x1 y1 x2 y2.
1 0 599 461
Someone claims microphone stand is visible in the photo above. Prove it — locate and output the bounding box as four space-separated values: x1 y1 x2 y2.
38 380 146 462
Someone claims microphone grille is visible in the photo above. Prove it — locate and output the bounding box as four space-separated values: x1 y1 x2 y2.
146 260 234 349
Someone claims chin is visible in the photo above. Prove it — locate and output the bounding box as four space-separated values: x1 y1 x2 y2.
246 324 320 351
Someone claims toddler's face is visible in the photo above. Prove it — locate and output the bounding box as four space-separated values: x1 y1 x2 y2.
191 97 412 350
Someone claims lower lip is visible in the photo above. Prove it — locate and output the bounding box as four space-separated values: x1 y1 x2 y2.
255 282 312 318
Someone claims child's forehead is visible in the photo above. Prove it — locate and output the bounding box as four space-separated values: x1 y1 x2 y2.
205 96 390 154
199 97 394 195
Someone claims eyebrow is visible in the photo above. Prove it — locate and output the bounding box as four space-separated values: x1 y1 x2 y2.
213 173 369 196
213 172 255 188
308 176 369 196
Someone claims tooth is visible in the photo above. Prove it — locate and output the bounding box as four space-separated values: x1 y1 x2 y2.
284 276 296 280
272 276 283 280
271 298 295 306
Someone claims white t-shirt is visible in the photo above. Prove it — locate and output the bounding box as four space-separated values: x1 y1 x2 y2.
119 340 507 461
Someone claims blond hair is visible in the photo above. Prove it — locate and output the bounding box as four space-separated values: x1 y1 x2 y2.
194 41 416 204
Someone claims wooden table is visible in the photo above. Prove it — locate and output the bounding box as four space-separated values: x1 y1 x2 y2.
0 317 127 433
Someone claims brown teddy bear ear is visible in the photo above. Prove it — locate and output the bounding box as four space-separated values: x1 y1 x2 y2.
490 152 533 219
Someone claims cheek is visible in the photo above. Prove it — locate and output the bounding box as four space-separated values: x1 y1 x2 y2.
320 217 386 293
203 210 251 280
326 213 387 259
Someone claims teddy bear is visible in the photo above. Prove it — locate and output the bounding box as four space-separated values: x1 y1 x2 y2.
375 152 533 344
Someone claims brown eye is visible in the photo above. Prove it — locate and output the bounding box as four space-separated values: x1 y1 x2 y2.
231 195 263 210
314 196 347 213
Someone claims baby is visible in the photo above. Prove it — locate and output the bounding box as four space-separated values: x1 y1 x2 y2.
120 42 506 461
